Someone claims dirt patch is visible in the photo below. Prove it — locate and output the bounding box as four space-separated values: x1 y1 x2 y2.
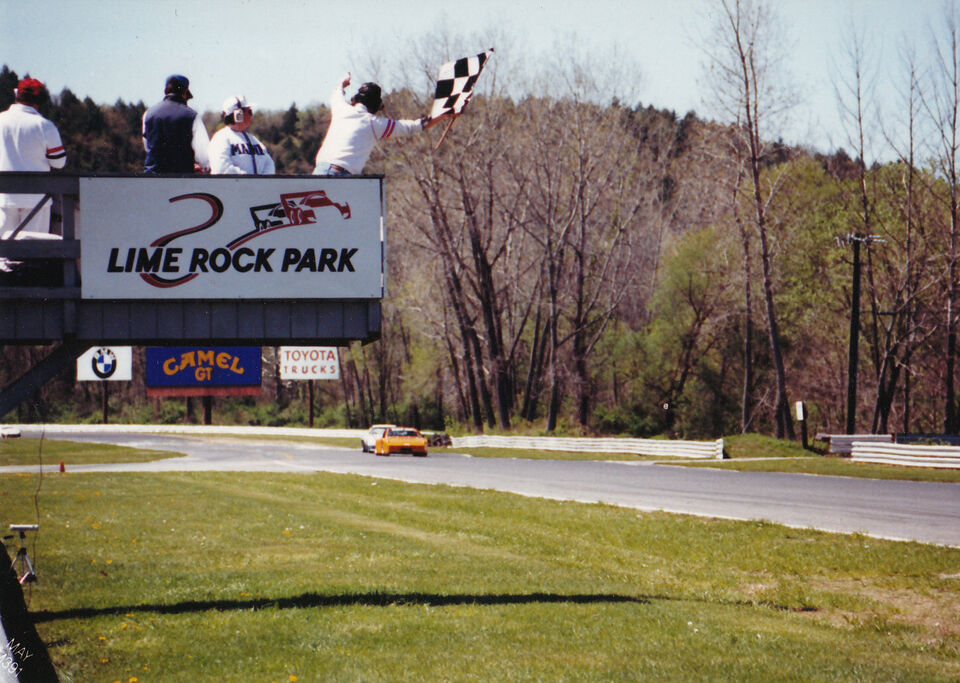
807 576 960 638
739 581 777 600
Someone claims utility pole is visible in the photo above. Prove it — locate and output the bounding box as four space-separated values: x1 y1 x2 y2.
308 380 315 428
836 234 884 434
846 235 862 435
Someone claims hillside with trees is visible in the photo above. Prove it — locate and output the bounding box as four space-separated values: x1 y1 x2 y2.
2 1 959 439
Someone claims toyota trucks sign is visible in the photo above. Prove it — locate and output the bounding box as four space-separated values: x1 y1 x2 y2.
79 177 384 300
278 346 340 380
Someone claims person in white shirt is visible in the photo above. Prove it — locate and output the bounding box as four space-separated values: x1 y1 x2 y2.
0 77 66 234
313 73 434 176
209 96 275 175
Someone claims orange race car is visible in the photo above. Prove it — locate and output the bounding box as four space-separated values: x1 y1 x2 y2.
374 427 428 456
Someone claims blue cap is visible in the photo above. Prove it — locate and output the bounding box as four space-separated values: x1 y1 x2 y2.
164 74 192 99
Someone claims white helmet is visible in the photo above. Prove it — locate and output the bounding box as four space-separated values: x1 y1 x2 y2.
221 95 254 122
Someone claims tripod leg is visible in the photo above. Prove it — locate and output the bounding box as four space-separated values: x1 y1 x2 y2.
14 546 36 584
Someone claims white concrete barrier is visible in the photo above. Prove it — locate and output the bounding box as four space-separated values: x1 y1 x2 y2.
851 442 960 469
450 435 725 459
815 433 893 455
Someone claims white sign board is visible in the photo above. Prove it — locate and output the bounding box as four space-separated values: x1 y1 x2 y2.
77 346 133 381
278 346 340 380
79 177 384 300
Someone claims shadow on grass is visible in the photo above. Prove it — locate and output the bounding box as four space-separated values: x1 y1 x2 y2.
33 592 650 623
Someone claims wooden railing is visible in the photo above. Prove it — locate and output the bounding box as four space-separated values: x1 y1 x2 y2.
0 172 80 299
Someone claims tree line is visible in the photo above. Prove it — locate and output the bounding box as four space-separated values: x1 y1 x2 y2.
3 0 960 438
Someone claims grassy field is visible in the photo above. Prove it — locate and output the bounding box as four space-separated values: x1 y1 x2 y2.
0 437 181 467
1 468 958 681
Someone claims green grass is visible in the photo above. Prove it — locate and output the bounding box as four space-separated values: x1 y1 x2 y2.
0 438 181 467
2 470 958 681
724 433 820 459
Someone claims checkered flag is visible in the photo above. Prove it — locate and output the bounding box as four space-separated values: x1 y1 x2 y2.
430 49 494 120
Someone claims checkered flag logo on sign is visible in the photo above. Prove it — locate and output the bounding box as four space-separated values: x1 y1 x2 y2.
430 49 494 120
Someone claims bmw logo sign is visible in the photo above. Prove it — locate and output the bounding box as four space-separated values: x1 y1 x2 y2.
92 348 117 379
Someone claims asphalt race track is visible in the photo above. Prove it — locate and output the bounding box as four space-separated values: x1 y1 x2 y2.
4 428 960 547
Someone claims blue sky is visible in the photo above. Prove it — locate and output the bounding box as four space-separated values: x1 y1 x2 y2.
0 0 943 160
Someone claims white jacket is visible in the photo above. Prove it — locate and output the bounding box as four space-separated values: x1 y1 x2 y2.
0 103 66 208
209 126 275 175
313 86 422 174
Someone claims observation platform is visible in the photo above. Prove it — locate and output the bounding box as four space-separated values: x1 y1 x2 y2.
0 172 386 414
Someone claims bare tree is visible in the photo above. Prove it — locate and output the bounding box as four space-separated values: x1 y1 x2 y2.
390 43 532 431
924 1 960 434
861 38 942 434
702 106 756 433
507 45 648 429
702 0 797 438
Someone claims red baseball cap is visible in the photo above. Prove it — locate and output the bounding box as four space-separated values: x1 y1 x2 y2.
16 78 44 99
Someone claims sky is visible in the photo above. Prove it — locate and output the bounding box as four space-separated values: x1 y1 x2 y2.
0 0 946 161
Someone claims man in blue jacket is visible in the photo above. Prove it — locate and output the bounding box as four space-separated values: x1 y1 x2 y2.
142 74 209 173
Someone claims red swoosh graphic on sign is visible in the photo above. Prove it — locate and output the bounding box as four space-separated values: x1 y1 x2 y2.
140 193 224 287
151 193 224 247
141 272 200 288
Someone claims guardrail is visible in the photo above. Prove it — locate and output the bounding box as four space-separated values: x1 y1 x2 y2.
449 434 725 459
814 433 893 455
851 442 960 469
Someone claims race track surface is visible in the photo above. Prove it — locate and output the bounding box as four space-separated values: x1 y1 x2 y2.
3 428 959 547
